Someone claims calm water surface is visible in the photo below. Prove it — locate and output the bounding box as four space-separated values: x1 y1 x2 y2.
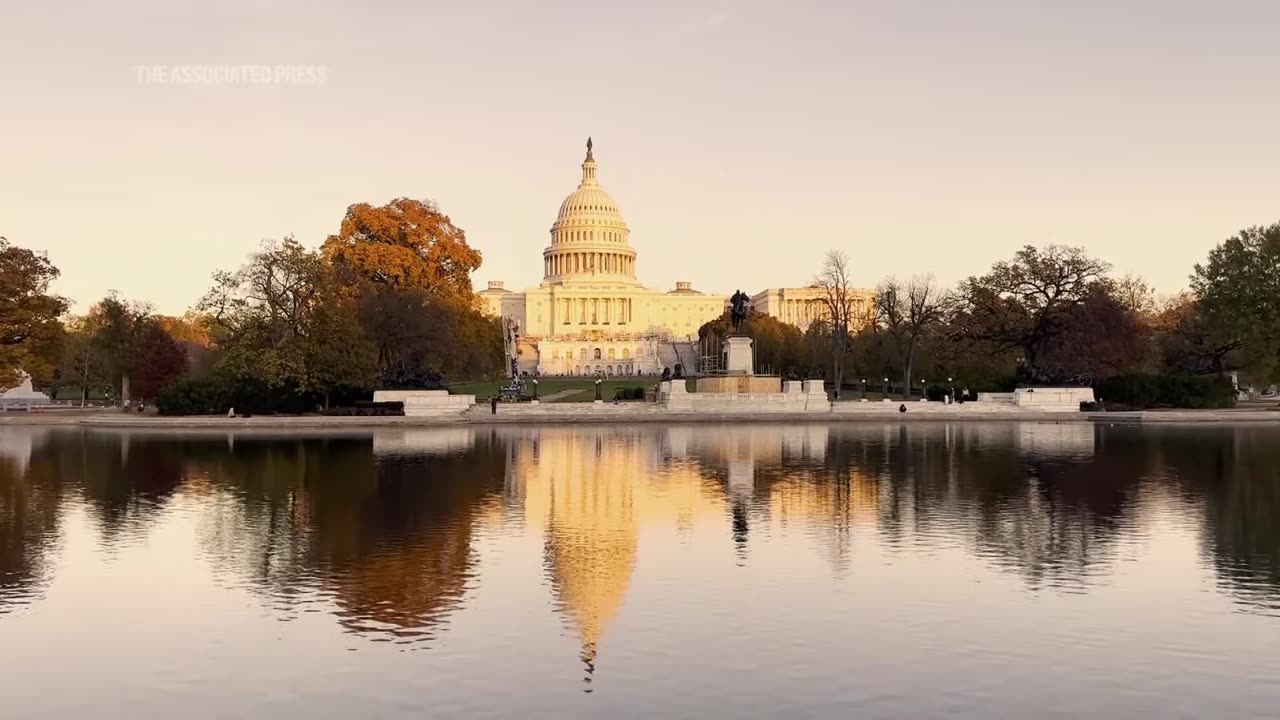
1 423 1279 718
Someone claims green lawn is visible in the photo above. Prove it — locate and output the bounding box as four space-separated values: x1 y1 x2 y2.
449 376 693 402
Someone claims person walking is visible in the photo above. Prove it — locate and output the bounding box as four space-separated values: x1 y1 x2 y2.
490 396 498 415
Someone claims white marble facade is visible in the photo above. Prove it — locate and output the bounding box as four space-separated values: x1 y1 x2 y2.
480 140 724 376
479 139 876 376
748 286 876 333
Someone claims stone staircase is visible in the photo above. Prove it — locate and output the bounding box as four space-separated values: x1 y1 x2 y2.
656 340 697 374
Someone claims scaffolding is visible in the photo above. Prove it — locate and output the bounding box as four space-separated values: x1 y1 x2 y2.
696 334 725 375
500 318 525 400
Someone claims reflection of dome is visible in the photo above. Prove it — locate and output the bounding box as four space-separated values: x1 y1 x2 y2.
545 523 636 688
544 138 638 284
524 431 640 689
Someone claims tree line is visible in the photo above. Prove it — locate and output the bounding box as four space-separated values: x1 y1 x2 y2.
0 198 503 411
3 215 1277 410
699 221 1280 401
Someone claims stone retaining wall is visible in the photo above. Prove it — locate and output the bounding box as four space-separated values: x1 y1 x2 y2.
659 379 829 413
372 390 476 417
832 399 1034 415
465 402 667 418
976 388 1094 412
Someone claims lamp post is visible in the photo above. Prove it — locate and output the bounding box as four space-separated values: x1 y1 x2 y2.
947 376 953 403
920 378 927 400
532 377 539 400
595 376 602 401
861 378 867 400
882 376 889 397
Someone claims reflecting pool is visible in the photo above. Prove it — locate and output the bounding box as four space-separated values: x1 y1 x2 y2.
1 423 1278 718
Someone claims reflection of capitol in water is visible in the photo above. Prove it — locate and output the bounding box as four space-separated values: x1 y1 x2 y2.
481 424 842 682
498 427 718 684
10 421 1280 700
364 421 1106 672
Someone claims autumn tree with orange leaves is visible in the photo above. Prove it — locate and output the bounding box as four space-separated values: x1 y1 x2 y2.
322 198 482 305
0 237 68 390
321 198 500 383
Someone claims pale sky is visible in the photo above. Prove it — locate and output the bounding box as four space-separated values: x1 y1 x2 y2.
2 0 1278 314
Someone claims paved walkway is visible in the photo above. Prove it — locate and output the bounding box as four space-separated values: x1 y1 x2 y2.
537 389 588 402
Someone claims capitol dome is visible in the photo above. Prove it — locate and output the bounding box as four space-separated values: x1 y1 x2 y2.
543 138 638 284
556 184 622 222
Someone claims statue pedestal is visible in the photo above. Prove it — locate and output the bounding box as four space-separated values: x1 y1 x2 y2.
724 336 754 375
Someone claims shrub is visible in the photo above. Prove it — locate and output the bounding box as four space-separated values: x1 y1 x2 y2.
156 374 372 415
1093 374 1236 409
612 386 645 401
156 377 231 416
320 402 404 417
380 364 445 390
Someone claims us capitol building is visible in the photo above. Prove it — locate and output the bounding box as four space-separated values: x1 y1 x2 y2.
480 139 874 376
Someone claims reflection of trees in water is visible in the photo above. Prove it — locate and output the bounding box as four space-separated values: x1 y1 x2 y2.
682 424 1140 589
857 424 1138 589
0 430 63 614
197 434 508 644
1 429 190 609
5 421 1280 638
74 433 188 541
1147 426 1280 614
750 422 1280 606
748 443 873 576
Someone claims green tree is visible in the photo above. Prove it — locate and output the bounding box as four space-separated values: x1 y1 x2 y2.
54 316 110 406
201 237 378 397
303 298 378 406
697 310 809 377
0 237 68 390
1191 222 1280 381
355 286 502 384
1154 293 1243 375
85 293 152 404
954 244 1110 380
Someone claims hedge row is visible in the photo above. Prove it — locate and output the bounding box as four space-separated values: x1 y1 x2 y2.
156 375 370 416
612 386 647 401
1093 374 1236 409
